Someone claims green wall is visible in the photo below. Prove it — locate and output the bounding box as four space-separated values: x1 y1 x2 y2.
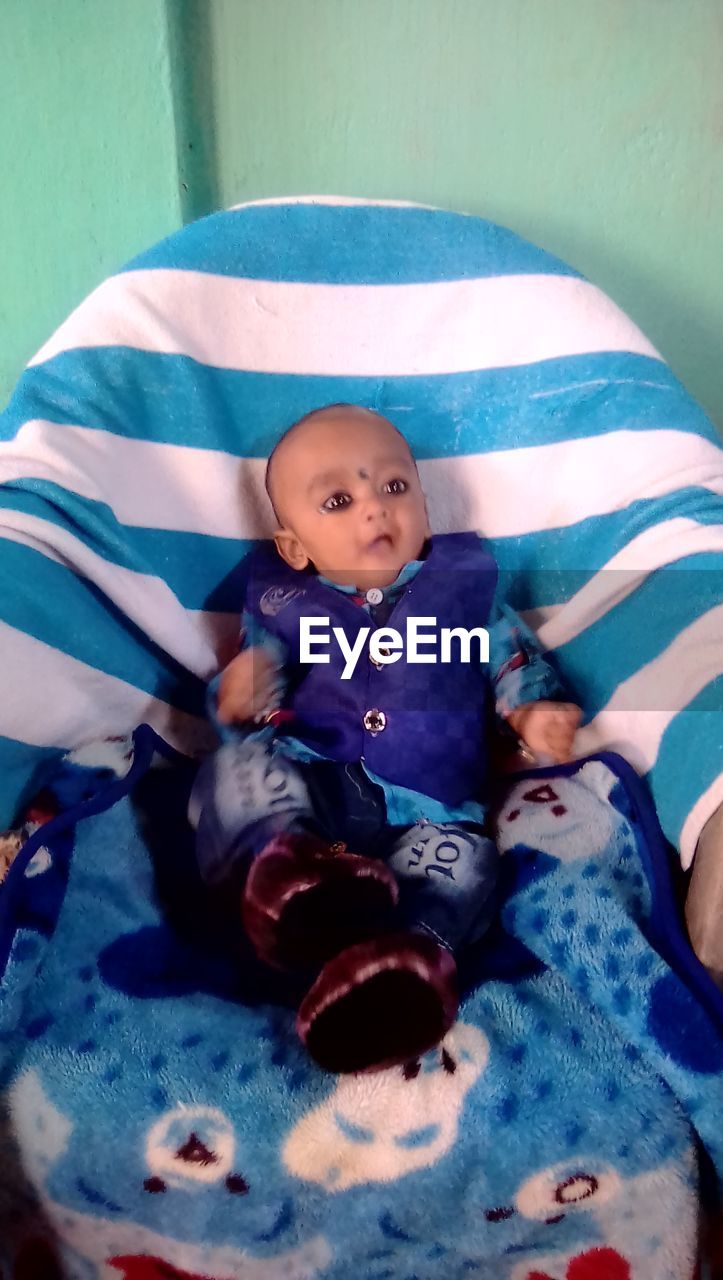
0 0 182 406
3 0 723 431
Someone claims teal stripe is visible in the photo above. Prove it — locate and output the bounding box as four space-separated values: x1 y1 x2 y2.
123 204 581 284
0 480 150 575
0 735 64 829
647 678 723 848
553 555 723 717
491 488 723 610
4 351 712 457
1 479 720 615
0 479 251 612
0 539 207 715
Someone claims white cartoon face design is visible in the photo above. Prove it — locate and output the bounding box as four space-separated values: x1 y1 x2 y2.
283 1022 489 1191
506 1155 697 1280
484 1157 622 1233
6 1070 332 1279
514 1158 622 1220
145 1105 241 1190
496 762 618 862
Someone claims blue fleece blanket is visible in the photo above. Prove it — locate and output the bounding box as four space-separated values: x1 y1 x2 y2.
0 726 721 1279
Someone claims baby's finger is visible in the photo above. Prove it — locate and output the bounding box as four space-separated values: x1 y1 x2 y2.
252 678 281 719
545 727 576 760
547 706 570 725
250 688 273 716
217 691 251 724
549 719 576 740
556 703 582 727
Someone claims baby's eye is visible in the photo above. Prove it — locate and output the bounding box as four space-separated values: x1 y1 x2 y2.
383 478 408 496
321 491 352 513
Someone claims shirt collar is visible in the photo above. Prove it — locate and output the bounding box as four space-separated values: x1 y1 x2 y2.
318 557 424 599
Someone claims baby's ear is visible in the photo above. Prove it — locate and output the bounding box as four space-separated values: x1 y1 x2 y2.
424 497 432 539
274 527 310 571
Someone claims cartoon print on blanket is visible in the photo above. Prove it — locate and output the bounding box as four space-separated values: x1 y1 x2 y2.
282 1022 490 1190
0 726 721 1280
496 762 622 863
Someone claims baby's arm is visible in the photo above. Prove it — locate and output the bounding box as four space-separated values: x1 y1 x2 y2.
217 648 280 724
488 598 581 763
216 612 288 725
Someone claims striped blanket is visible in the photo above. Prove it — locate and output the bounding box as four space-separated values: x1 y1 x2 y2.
0 197 721 865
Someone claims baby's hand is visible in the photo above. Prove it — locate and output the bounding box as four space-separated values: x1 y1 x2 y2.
507 701 582 764
216 648 280 725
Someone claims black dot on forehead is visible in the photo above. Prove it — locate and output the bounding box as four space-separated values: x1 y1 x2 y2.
358 468 370 479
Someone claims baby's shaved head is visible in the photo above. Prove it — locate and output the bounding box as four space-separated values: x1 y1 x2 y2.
265 404 411 522
263 402 428 589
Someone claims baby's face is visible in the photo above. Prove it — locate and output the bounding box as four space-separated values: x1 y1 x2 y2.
270 408 430 589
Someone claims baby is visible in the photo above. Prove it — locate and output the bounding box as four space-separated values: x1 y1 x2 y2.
192 404 580 1073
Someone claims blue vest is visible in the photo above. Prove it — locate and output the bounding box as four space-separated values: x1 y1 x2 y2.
243 533 498 806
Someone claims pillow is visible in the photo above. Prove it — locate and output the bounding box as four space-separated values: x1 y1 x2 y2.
0 196 721 864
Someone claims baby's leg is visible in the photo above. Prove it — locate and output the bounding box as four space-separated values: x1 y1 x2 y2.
296 819 497 1074
385 822 500 953
191 736 313 888
191 739 398 973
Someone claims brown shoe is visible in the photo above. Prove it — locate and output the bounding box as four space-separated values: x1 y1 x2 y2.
297 931 459 1073
241 832 399 971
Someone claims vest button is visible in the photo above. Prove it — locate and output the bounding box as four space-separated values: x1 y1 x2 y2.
369 647 392 670
365 587 384 605
363 708 386 734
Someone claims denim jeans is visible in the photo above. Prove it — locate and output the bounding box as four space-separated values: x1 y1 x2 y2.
191 736 499 954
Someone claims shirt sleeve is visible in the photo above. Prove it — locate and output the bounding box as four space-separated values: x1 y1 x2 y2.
487 596 566 722
239 609 288 668
238 609 289 708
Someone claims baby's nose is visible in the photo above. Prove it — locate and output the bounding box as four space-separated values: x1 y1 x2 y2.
363 492 387 519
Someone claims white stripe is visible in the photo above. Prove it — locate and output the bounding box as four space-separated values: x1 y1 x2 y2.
0 620 214 755
680 775 723 870
521 603 566 632
0 421 276 540
1 424 720 541
423 431 723 540
574 605 723 775
28 269 660 376
187 609 242 666
536 519 723 649
0 511 231 676
227 194 433 211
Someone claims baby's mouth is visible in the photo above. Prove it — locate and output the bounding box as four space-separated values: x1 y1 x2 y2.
365 533 394 554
